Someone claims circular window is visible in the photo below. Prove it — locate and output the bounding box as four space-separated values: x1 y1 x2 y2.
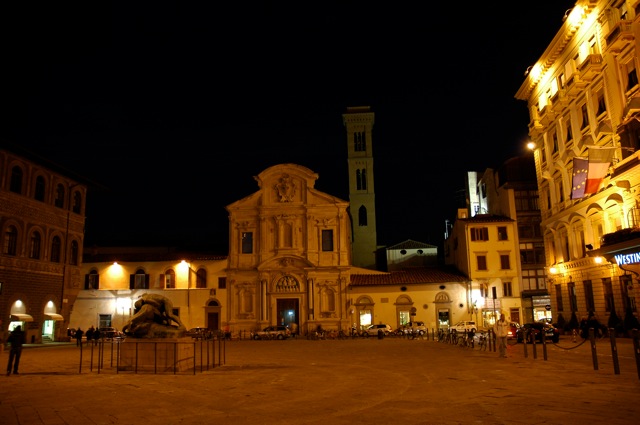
417 249 423 255
400 286 407 292
400 249 407 255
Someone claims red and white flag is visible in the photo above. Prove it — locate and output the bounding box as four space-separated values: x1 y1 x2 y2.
584 146 616 195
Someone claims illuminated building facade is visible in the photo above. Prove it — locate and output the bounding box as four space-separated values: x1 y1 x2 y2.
515 0 639 332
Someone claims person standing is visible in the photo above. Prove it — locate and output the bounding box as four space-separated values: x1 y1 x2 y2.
93 327 101 345
494 313 509 358
6 325 26 375
75 328 84 347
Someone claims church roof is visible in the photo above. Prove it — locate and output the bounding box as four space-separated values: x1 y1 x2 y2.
386 239 437 250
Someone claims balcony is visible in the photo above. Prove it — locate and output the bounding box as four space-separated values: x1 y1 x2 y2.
566 73 588 96
605 20 634 54
539 106 558 126
528 119 544 137
578 54 603 82
550 89 571 112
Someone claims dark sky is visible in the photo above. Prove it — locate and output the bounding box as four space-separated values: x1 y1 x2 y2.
1 1 577 254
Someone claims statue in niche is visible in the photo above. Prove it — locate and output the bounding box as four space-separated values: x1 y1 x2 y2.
122 293 187 338
275 174 296 202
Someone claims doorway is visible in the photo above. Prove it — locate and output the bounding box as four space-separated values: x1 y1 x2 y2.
277 298 299 331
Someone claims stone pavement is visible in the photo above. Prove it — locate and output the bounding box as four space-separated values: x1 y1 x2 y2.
1 335 639 425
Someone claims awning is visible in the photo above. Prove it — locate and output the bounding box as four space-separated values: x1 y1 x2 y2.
10 314 33 322
44 313 64 321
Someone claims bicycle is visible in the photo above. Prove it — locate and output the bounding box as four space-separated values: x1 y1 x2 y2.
476 332 488 351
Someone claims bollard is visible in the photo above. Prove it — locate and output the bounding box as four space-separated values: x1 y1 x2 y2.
589 328 599 371
541 332 548 361
632 329 640 380
609 329 620 375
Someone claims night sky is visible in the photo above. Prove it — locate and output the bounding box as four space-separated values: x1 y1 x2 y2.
1 1 577 254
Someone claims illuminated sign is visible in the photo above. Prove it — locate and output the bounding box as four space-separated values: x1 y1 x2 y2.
614 252 640 265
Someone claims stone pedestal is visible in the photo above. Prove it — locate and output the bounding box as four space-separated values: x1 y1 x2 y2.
118 338 195 373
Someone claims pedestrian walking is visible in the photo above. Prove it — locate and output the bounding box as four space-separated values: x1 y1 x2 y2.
93 327 101 345
75 327 84 347
493 313 509 358
6 325 26 375
85 326 94 345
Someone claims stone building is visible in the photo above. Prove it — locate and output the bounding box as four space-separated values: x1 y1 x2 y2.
0 146 86 343
514 0 639 332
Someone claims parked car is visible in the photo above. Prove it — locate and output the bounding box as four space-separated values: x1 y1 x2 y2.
186 327 213 340
252 325 291 340
507 322 520 340
451 321 477 334
396 321 427 336
362 324 393 336
99 327 124 340
516 322 560 343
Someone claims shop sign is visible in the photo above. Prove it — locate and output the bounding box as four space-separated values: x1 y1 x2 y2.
614 252 640 265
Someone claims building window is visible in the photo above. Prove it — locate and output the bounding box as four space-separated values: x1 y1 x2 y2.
50 236 61 263
69 240 79 265
356 169 367 190
241 232 253 254
10 166 23 194
476 255 487 271
85 270 99 289
34 176 45 201
555 284 564 312
164 269 175 289
521 269 546 291
29 231 41 259
497 226 508 241
358 205 367 226
354 131 366 152
583 280 594 312
55 184 65 208
519 242 545 264
568 281 578 312
603 278 614 313
72 191 82 214
580 103 589 130
503 281 513 297
218 276 226 289
500 254 511 270
321 229 334 252
620 275 636 313
131 269 149 289
479 282 488 297
3 225 18 256
196 268 207 288
470 227 489 241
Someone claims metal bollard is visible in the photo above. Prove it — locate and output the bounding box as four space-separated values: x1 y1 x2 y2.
632 329 640 380
589 328 599 371
609 329 620 375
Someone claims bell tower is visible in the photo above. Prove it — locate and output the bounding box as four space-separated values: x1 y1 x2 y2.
343 106 377 269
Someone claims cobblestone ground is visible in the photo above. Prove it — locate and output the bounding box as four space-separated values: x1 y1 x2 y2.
1 335 639 424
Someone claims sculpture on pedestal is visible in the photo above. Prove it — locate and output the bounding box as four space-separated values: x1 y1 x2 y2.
123 293 187 338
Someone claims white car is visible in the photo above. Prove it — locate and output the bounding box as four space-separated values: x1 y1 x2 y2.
362 324 393 336
396 321 427 336
451 321 477 334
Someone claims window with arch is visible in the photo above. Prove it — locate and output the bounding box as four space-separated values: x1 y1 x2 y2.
34 175 46 201
85 270 99 289
50 236 61 263
163 269 176 289
69 240 79 265
72 191 82 214
131 268 149 289
55 184 65 208
356 168 367 190
29 230 42 259
3 225 18 256
10 166 23 194
196 268 207 288
354 131 366 151
358 205 367 226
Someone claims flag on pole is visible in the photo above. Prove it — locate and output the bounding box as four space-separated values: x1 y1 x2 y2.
571 157 588 199
584 146 616 194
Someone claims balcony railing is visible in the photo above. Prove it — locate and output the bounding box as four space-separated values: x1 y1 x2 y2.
606 20 634 53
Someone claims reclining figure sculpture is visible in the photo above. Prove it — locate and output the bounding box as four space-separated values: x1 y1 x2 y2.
122 293 187 338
